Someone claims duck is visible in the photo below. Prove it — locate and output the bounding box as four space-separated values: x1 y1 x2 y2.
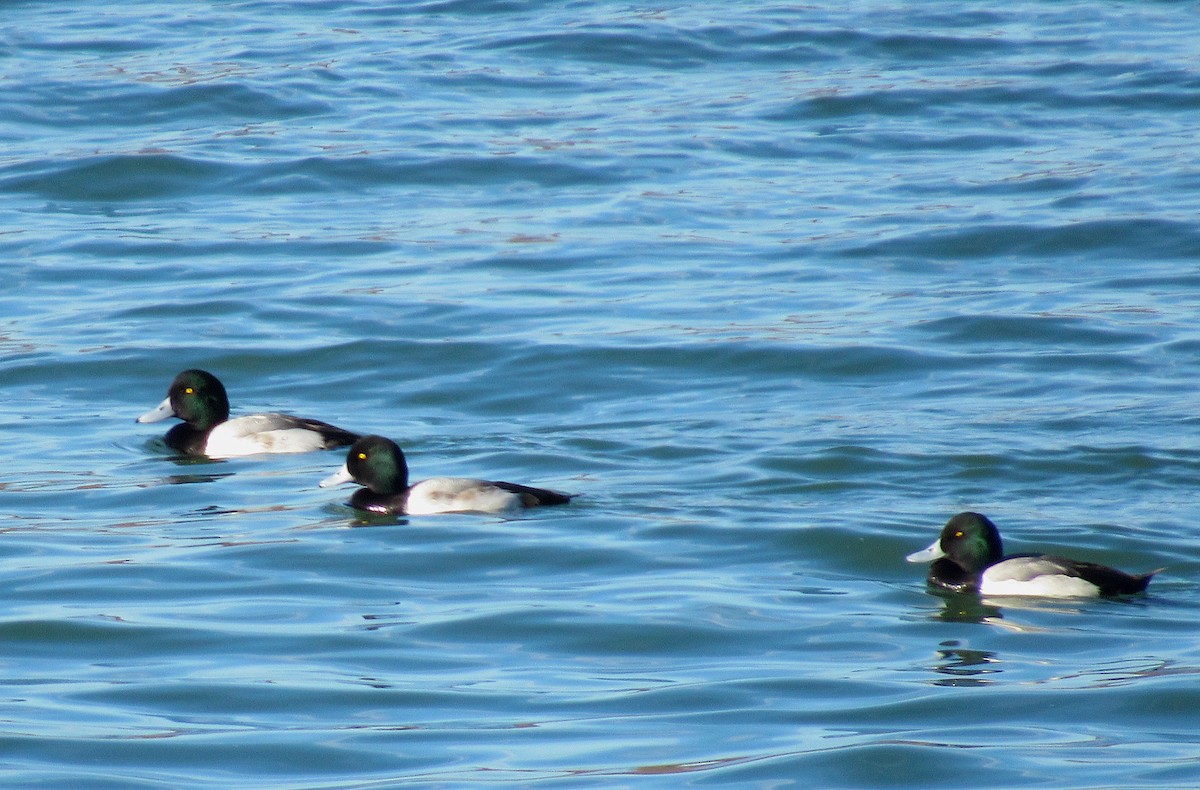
319 435 574 515
906 511 1157 597
137 369 360 457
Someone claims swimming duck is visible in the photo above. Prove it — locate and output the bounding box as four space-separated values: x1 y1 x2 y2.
907 511 1156 597
320 435 574 515
137 369 360 457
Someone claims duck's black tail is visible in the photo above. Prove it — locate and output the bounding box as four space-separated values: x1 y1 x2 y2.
493 481 575 507
293 417 360 449
1090 565 1160 596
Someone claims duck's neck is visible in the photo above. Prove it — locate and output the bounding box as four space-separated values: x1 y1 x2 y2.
165 423 210 455
350 487 408 514
929 558 981 594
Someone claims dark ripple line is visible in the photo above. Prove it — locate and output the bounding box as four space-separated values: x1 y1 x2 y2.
483 24 1026 68
769 83 1200 122
250 154 630 190
0 155 238 201
61 238 396 259
483 29 725 69
2 81 330 130
916 315 1155 348
841 219 1200 261
0 151 629 202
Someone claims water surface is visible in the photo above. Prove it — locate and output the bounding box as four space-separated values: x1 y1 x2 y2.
4 2 1200 787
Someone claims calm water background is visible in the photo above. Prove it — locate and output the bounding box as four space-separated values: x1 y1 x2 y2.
3 1 1200 787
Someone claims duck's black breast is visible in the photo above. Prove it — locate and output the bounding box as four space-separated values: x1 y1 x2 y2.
164 423 211 456
926 557 982 594
349 487 411 515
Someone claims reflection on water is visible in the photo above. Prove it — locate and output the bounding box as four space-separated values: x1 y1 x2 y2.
929 591 1005 624
931 640 1000 688
6 0 1200 785
159 472 234 486
923 589 1125 623
1041 657 1200 689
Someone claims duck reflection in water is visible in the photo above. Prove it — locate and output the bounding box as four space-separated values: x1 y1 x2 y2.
928 590 1005 624
930 640 1001 688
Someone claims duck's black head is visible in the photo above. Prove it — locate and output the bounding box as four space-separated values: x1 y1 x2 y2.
937 511 1005 573
168 369 231 429
345 435 411 494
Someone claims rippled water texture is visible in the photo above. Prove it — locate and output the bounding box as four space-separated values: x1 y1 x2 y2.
4 2 1200 787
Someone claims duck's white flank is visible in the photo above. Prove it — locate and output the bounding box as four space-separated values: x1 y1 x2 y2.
404 478 523 515
204 415 332 458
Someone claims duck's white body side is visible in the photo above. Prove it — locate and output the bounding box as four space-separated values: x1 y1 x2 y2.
204 415 335 457
405 477 524 515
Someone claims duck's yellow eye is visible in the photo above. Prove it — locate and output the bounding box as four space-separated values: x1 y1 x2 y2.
954 531 964 538
357 452 367 460
184 387 194 395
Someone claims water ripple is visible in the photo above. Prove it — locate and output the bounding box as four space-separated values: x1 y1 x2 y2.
5 2 1200 788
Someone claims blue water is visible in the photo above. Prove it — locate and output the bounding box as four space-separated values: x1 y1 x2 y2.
4 1 1200 787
